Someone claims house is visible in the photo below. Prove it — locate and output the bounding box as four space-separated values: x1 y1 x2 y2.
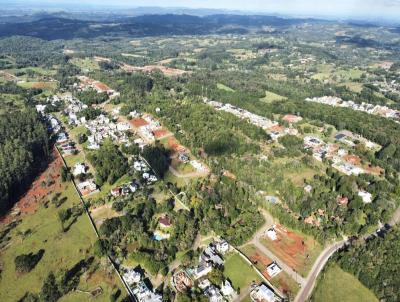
77 180 98 196
111 187 121 197
129 182 138 193
201 245 224 266
56 132 68 143
132 281 162 302
358 191 372 203
193 262 213 280
198 279 211 290
159 216 172 229
337 196 349 206
266 228 277 241
221 280 237 300
250 284 277 302
266 262 282 278
215 239 229 254
204 285 224 302
282 114 302 124
153 230 170 241
123 268 141 285
73 163 87 176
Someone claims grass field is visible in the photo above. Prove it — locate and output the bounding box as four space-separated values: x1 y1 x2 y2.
217 83 235 92
260 90 287 103
71 58 100 72
311 264 378 302
223 252 262 291
17 81 58 91
0 181 122 301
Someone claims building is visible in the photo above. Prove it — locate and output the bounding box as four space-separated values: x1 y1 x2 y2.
250 284 278 302
132 281 162 302
159 216 172 229
215 239 229 254
172 270 193 293
73 163 87 176
111 187 122 197
123 268 141 286
221 280 237 300
266 228 278 241
266 262 282 278
358 191 373 203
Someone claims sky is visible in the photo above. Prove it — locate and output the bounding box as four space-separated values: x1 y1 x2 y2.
7 0 400 20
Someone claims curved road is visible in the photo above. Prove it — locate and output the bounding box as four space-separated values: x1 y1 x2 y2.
295 205 400 302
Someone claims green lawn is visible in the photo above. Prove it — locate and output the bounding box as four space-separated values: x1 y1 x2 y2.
260 90 287 103
0 182 122 301
223 253 262 291
217 83 235 92
311 264 378 302
71 58 100 72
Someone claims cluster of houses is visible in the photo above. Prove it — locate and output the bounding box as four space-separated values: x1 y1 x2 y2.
204 99 299 140
129 112 167 144
334 130 381 151
85 114 130 150
304 136 378 176
122 267 162 302
172 239 237 301
205 100 277 132
62 95 89 126
71 162 99 196
133 158 158 184
305 96 400 122
75 75 120 99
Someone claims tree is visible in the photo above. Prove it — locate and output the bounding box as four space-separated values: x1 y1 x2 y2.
40 273 61 302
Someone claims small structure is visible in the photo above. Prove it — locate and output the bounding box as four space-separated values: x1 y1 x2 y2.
73 163 87 176
111 187 121 197
358 191 372 203
215 239 229 254
337 196 349 206
304 185 313 193
266 228 278 241
172 270 193 293
266 262 282 278
159 216 172 229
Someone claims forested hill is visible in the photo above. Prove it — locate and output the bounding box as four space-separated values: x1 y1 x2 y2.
0 109 50 215
0 14 320 40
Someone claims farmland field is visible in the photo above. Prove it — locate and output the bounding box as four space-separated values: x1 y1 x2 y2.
260 90 287 103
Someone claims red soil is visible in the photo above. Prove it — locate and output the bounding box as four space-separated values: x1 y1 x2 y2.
269 224 308 271
0 148 63 226
130 118 149 128
167 137 186 153
153 128 169 139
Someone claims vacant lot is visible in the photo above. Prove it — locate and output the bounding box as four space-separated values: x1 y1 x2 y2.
217 83 235 92
261 224 322 277
223 252 262 291
260 90 287 103
311 264 378 302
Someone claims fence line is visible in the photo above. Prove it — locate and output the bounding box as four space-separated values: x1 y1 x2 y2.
55 146 136 301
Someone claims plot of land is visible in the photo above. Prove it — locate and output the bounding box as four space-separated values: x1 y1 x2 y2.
260 90 287 103
260 224 322 277
311 264 378 302
223 252 262 291
217 83 235 92
241 244 299 297
0 154 122 301
18 81 57 90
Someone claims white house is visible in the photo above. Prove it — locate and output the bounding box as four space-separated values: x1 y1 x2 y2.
266 228 278 241
73 163 87 176
358 191 373 203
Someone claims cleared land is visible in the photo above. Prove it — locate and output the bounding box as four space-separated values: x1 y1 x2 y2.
0 152 122 302
311 264 378 302
217 83 235 92
260 90 287 103
260 224 322 277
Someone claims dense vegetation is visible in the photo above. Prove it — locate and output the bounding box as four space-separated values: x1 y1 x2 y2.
0 109 49 215
336 227 400 301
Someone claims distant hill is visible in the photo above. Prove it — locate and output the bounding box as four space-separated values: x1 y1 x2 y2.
0 14 321 40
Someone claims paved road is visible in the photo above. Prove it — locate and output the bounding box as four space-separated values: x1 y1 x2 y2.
295 205 400 302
